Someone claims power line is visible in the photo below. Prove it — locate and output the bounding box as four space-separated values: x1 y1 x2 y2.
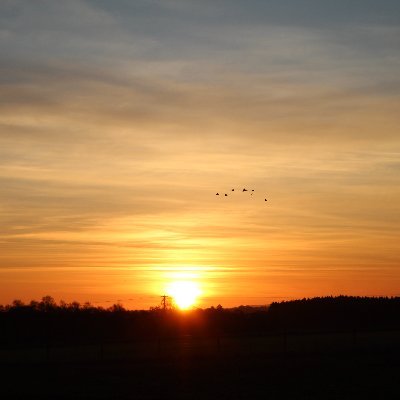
160 294 170 311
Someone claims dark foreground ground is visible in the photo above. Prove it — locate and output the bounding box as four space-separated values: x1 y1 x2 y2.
2 331 400 399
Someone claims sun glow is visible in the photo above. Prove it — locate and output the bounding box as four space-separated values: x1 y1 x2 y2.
166 281 201 310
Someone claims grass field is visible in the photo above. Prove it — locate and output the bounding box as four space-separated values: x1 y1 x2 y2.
1 330 399 399
1 329 399 363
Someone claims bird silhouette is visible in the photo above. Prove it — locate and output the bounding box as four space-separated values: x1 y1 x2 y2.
215 188 269 203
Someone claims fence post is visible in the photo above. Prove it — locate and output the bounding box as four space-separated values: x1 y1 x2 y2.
283 331 288 354
352 329 357 350
99 342 104 361
45 342 50 362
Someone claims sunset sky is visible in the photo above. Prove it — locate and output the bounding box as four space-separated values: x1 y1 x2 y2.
1 0 399 309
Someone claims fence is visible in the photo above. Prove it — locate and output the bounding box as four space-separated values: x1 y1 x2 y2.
1 328 399 364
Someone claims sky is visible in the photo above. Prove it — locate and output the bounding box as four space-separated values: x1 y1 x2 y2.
1 0 400 309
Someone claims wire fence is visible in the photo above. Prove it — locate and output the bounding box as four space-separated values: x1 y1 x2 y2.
1 328 399 364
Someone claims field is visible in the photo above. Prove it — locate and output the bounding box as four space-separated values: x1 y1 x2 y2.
1 329 399 399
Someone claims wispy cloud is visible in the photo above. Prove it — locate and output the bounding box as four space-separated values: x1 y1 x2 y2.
1 0 399 307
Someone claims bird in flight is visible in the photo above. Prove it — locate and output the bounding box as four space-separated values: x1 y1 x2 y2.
215 188 269 203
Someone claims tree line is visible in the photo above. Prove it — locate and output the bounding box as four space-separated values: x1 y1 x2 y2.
1 295 399 346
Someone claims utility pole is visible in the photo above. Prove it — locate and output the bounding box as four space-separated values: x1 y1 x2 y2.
161 295 169 311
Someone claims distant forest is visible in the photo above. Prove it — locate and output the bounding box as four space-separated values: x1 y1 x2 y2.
1 296 399 346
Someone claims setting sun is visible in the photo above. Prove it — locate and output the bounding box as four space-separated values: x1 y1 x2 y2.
166 281 201 310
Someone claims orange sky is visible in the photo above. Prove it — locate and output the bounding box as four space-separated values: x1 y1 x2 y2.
1 1 400 309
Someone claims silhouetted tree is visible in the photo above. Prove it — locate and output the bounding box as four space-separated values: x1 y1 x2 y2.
0 295 399 346
39 296 56 312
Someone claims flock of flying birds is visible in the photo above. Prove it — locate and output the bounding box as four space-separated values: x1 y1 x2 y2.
216 188 268 202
